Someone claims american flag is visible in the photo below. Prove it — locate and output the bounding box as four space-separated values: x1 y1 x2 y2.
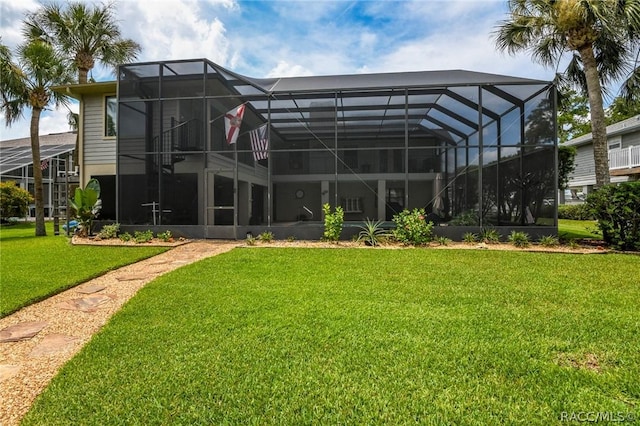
249 124 269 161
40 159 48 170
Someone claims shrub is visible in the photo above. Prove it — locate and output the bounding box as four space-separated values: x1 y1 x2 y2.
97 223 120 239
322 203 344 242
0 181 33 220
558 203 593 220
480 228 501 244
436 236 452 246
392 208 434 246
133 230 154 243
246 235 257 246
507 231 530 248
157 230 173 242
286 236 295 242
357 219 388 247
538 235 559 247
586 182 640 251
119 232 132 242
257 231 274 243
462 232 478 244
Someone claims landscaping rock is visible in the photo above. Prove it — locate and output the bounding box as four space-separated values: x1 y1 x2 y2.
0 322 48 343
57 294 114 312
29 334 81 357
0 365 21 382
76 284 107 294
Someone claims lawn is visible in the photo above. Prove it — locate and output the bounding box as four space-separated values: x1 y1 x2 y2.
0 222 168 317
23 248 639 425
558 219 601 240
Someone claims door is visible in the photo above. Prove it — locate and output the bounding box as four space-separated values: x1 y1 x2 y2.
205 170 235 226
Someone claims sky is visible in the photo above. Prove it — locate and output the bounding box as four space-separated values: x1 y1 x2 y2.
0 0 566 141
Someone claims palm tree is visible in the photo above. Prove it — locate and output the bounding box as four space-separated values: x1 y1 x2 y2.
0 39 74 236
494 0 640 188
23 1 141 84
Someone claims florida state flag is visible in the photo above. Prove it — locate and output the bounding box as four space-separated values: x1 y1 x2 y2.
224 104 246 145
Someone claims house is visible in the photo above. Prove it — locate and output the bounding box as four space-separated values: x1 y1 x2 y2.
564 114 640 203
0 131 78 219
54 58 557 239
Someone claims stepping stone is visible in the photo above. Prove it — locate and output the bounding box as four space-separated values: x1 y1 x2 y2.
57 294 114 312
76 284 107 294
116 274 148 281
0 321 48 342
0 364 21 381
29 334 81 357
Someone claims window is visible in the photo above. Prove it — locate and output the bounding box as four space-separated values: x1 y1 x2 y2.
608 136 622 151
342 197 362 213
105 96 117 137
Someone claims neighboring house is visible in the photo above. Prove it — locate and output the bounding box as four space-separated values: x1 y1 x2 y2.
0 132 78 219
55 58 557 239
564 114 640 203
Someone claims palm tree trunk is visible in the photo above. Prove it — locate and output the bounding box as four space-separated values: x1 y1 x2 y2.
579 45 610 188
78 68 88 84
30 107 46 236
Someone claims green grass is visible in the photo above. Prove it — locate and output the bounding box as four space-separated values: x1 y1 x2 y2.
23 248 639 425
558 219 601 240
0 222 168 317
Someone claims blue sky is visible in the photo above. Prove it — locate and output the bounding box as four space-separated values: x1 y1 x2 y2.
1 0 561 141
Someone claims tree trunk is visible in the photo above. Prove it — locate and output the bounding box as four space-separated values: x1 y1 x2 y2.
579 45 610 188
30 107 46 236
78 68 88 84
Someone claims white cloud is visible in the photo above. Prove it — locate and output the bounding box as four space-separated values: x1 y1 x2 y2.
0 102 78 142
266 60 313 78
0 0 40 49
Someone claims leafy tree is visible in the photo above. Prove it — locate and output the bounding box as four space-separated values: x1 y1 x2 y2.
0 181 33 221
606 96 640 125
558 145 577 190
68 178 102 237
557 89 591 143
23 1 141 84
495 0 640 189
0 39 73 236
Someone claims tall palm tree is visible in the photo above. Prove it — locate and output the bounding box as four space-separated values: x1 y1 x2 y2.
494 0 640 188
1 39 74 236
23 1 141 84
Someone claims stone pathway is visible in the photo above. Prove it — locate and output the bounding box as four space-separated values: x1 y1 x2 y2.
0 240 238 426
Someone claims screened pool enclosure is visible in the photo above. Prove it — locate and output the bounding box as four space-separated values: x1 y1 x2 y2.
117 59 557 239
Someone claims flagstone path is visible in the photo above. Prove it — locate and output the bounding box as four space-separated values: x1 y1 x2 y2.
0 240 238 426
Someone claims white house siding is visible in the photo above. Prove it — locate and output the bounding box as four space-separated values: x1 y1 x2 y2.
622 131 639 149
83 95 116 166
570 145 595 186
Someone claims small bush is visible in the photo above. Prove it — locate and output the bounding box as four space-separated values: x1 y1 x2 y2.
97 223 120 239
286 236 295 242
157 230 172 242
0 181 33 220
246 236 257 246
480 228 501 244
507 231 530 248
436 236 452 246
586 182 640 251
322 203 344 242
119 232 132 242
392 208 434 246
449 210 479 226
257 231 274 243
558 204 593 220
538 235 559 247
462 232 478 244
134 230 154 244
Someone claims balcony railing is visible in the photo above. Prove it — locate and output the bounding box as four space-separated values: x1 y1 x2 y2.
609 146 640 170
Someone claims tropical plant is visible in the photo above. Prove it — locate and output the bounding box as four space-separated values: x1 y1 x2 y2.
462 232 478 244
119 232 132 242
494 0 640 188
68 178 102 237
357 219 388 247
97 223 120 239
507 231 531 248
436 236 452 246
539 235 560 247
0 181 33 221
133 230 154 244
480 228 502 244
392 208 434 246
1 39 73 236
257 231 274 243
157 230 173 242
322 203 344 242
23 2 141 84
